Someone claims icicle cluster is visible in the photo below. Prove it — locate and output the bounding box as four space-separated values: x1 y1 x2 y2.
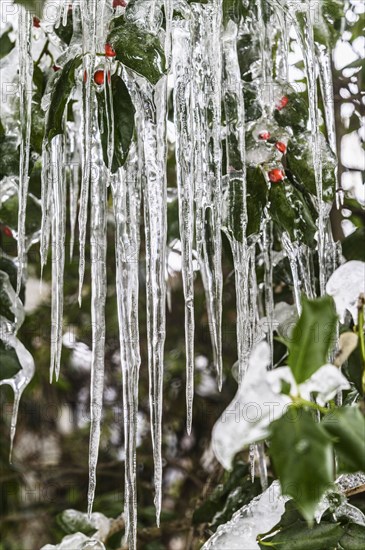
2 0 343 547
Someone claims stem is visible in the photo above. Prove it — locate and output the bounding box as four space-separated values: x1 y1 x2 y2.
35 39 50 65
290 396 329 415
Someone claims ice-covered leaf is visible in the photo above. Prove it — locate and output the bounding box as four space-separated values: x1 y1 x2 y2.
201 481 286 550
97 74 135 172
299 364 350 406
40 533 105 550
322 406 365 474
108 17 166 85
45 56 82 142
0 340 22 381
274 90 308 133
338 522 365 549
212 342 291 469
0 135 19 179
286 132 336 203
269 409 334 522
269 183 317 246
285 295 338 384
326 261 365 324
0 27 15 60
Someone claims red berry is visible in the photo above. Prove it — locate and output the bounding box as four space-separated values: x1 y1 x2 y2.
268 169 285 183
259 131 271 141
276 96 289 111
2 226 13 238
33 16 41 28
113 0 127 7
52 65 61 72
83 70 88 83
105 43 116 58
93 70 105 85
275 141 287 154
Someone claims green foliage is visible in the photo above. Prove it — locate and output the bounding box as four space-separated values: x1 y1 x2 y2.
285 295 337 384
342 228 365 262
0 27 15 60
45 56 82 142
108 17 166 85
321 407 365 474
96 74 135 173
14 0 46 17
0 340 22 381
269 409 334 522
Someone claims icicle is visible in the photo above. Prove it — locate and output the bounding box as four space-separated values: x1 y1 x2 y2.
17 7 33 293
78 0 100 304
111 148 141 550
191 2 223 388
262 223 274 364
249 444 256 482
282 233 302 315
49 136 66 382
67 129 79 260
40 144 52 276
136 77 167 526
256 443 268 492
172 21 195 434
0 320 35 463
87 142 108 517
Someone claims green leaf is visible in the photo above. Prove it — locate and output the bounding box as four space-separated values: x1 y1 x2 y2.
342 228 365 262
14 0 46 18
286 295 337 384
0 339 22 381
57 509 96 536
96 74 135 172
0 256 25 304
321 406 365 474
108 17 166 85
260 520 343 549
268 182 317 247
53 9 73 45
286 133 336 203
339 523 365 550
0 27 15 60
274 91 308 133
0 135 19 179
45 56 82 143
269 409 334 522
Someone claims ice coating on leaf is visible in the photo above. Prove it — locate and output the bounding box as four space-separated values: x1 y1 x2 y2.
0 270 25 329
326 261 365 323
201 481 287 550
40 533 106 550
299 364 350 406
212 342 291 470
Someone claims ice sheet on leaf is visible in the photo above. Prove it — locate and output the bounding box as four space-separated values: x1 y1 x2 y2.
201 481 287 550
299 364 350 406
212 342 291 470
326 261 365 323
40 533 106 550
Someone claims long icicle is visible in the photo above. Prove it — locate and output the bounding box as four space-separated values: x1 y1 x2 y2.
111 148 141 550
172 21 195 434
138 77 167 526
191 2 223 388
17 7 33 293
87 141 107 516
49 136 66 382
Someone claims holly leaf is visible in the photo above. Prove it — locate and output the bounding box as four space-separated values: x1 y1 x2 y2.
285 295 337 384
96 74 135 172
268 182 317 247
339 523 365 550
269 409 334 522
259 520 343 549
108 17 166 85
274 91 308 133
342 228 365 262
0 27 15 60
45 56 82 143
321 406 365 474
